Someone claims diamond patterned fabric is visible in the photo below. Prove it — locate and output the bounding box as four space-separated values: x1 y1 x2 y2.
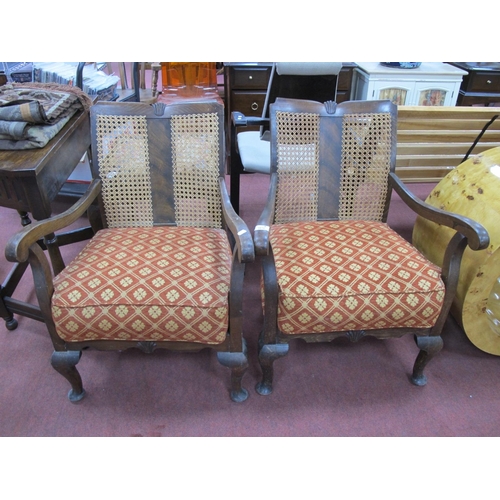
268 220 445 334
51 226 232 344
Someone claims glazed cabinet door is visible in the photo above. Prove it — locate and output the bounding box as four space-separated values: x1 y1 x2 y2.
371 81 413 105
413 81 460 106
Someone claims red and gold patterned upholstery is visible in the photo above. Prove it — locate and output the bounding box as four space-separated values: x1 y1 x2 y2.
52 226 232 344
269 220 445 334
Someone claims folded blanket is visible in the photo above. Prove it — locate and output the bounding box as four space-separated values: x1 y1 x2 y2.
0 82 93 150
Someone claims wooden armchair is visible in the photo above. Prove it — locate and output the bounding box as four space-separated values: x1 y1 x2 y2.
253 97 489 395
5 100 254 403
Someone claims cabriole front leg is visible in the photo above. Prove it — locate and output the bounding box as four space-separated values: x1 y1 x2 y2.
50 350 86 402
255 340 289 396
217 339 249 403
411 335 444 386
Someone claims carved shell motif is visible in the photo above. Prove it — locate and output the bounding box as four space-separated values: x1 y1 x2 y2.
137 341 157 353
324 101 337 114
152 102 167 116
345 330 366 343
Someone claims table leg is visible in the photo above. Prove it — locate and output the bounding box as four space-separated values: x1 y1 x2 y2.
0 285 18 330
17 210 32 227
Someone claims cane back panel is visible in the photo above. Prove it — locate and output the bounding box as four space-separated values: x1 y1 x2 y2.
271 98 397 224
92 101 225 229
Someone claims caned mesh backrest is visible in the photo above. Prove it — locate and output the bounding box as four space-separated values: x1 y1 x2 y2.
339 112 393 220
96 114 154 228
272 99 396 224
171 111 222 228
274 111 320 223
94 104 223 229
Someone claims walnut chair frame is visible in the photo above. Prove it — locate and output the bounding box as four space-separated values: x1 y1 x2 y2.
6 100 254 403
253 97 489 396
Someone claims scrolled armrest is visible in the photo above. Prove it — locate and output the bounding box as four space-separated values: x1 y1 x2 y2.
254 173 277 256
389 172 489 251
219 178 254 263
5 179 101 264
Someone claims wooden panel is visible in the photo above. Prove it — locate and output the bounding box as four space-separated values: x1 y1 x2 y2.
469 73 500 92
231 91 267 116
337 67 352 90
232 67 271 89
396 105 500 183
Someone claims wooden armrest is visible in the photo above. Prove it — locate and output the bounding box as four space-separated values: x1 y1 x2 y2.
254 173 278 256
5 179 101 264
219 178 255 264
389 172 489 251
231 112 269 129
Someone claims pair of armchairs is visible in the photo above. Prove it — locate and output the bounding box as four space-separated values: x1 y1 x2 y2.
5 97 488 404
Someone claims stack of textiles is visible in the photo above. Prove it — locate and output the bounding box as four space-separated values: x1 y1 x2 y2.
0 82 92 150
33 63 120 101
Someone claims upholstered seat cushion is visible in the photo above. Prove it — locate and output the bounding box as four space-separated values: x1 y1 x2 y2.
268 220 445 334
51 226 232 344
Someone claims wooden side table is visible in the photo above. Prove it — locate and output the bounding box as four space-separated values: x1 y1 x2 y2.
0 109 94 330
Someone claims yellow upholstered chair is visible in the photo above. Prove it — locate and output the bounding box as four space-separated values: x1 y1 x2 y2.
253 97 489 395
6 100 254 403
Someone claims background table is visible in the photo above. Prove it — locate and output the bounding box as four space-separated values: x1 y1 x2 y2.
0 109 94 329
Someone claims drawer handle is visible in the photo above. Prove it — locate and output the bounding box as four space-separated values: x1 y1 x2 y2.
248 75 253 80
487 80 492 84
251 102 259 111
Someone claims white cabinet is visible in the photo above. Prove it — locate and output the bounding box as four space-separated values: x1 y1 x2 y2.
353 62 467 106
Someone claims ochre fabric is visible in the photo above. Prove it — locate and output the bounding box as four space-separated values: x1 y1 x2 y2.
52 226 232 344
268 220 445 334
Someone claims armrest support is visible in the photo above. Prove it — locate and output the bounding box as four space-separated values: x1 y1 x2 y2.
5 179 102 264
231 112 269 129
219 178 255 264
389 172 489 251
254 173 278 256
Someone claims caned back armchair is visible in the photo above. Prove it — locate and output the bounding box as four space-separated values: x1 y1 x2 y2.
254 97 489 395
6 100 254 403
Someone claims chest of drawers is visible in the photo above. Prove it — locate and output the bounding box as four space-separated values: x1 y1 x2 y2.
448 62 500 106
